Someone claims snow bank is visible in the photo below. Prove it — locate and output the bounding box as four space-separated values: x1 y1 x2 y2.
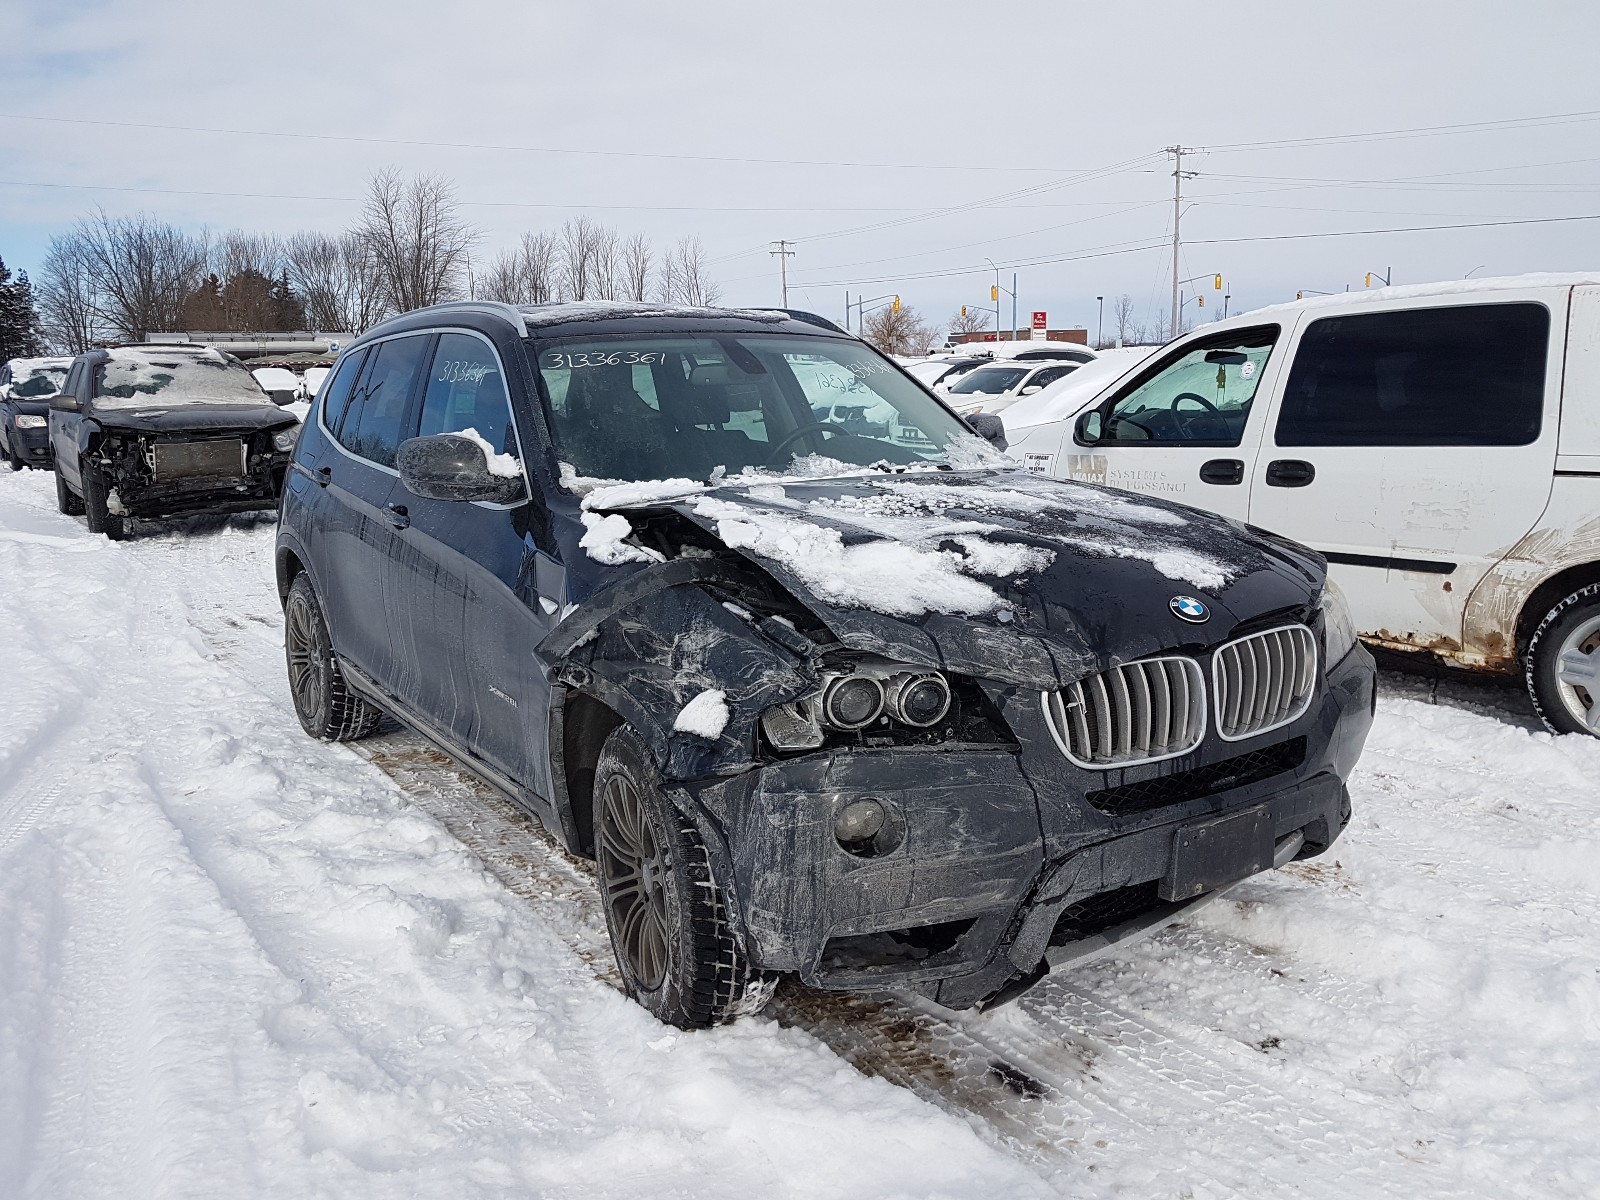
673 689 730 739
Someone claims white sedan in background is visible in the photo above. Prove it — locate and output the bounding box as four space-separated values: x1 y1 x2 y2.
940 359 1084 415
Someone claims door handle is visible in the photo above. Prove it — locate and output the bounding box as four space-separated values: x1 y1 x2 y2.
1265 459 1316 488
384 502 410 529
315 465 332 488
1199 458 1244 485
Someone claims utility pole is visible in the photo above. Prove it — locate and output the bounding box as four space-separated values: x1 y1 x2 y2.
1012 272 1018 343
1096 295 1104 347
1167 146 1198 340
770 240 795 307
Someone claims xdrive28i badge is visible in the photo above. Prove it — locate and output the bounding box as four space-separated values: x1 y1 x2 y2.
1170 595 1210 623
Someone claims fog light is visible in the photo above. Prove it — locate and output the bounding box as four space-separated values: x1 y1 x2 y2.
822 676 884 730
835 798 887 847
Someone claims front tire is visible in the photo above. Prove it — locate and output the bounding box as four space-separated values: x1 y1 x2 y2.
80 464 126 541
6 446 23 471
283 573 383 741
54 463 84 515
1526 582 1600 737
592 726 774 1028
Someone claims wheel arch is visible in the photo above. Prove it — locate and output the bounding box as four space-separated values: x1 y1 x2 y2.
1516 560 1600 659
549 687 626 858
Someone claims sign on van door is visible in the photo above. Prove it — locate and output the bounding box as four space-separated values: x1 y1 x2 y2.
1064 326 1282 523
1247 297 1563 655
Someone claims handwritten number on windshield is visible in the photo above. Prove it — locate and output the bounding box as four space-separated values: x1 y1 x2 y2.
545 351 660 369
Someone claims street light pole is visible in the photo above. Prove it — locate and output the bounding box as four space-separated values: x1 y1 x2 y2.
1096 296 1104 347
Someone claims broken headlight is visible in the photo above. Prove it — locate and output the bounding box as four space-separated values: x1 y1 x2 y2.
760 661 955 751
272 428 299 453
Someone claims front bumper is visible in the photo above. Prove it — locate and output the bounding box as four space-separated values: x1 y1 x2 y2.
7 425 51 466
692 643 1376 1009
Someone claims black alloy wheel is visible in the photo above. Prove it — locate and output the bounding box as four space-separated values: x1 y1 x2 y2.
283 573 383 741
54 464 84 515
592 726 776 1029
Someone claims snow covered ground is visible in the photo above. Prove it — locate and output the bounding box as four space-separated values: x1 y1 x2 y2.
0 466 1596 1198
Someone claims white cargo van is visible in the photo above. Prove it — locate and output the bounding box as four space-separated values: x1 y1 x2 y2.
1005 275 1600 737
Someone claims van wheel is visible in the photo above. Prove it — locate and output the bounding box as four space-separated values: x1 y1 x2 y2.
592 726 775 1029
283 573 383 741
1526 583 1600 737
55 464 84 515
80 465 126 541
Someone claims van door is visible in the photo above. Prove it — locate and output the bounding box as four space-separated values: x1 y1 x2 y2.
50 363 87 487
1247 293 1564 655
1061 325 1285 521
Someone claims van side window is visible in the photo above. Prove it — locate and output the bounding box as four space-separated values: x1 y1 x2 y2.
1276 303 1548 447
419 333 522 463
319 349 367 437
1097 326 1279 446
341 335 430 468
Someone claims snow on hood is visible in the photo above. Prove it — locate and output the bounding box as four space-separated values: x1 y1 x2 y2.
579 467 1324 688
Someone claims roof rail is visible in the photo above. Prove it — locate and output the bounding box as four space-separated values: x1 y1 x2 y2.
753 308 851 335
372 301 529 337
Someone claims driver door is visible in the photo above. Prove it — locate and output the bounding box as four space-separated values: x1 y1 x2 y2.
1063 325 1285 521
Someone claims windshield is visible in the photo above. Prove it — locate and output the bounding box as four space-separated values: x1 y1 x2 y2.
12 367 67 398
531 332 980 484
949 365 1028 395
93 349 271 409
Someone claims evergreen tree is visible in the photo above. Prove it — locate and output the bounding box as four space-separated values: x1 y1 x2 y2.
0 256 44 362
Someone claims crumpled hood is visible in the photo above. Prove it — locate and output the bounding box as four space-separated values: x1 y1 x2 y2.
90 403 298 436
594 469 1324 690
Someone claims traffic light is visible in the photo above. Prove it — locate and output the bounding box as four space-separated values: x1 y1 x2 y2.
893 295 901 313
1214 274 1223 290
990 285 999 302
1364 273 1372 288
1296 291 1304 300
961 305 968 318
1197 295 1205 307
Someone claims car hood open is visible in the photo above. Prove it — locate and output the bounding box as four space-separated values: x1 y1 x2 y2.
90 403 298 436
589 469 1325 691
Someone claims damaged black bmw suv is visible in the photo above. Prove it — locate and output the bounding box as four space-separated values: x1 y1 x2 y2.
276 301 1375 1028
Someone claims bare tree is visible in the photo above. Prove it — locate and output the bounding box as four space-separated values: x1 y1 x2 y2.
285 230 385 332
620 233 652 301
862 303 933 357
1113 294 1138 345
558 216 614 301
62 210 207 341
357 168 478 314
946 306 992 336
659 235 720 306
36 232 105 352
593 225 621 300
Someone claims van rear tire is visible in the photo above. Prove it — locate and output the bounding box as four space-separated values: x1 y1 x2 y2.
1526 583 1600 737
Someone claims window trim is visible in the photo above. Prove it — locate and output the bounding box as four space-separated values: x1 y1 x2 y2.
418 327 531 511
319 331 434 477
1077 323 1282 449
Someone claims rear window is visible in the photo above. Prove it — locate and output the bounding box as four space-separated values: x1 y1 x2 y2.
93 349 271 410
1276 303 1549 447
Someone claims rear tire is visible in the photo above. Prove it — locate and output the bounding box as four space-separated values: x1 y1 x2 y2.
80 465 126 541
1526 582 1600 737
283 573 383 741
592 725 775 1029
54 463 84 515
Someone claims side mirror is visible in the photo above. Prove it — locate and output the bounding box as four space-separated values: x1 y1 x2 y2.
265 389 298 407
397 433 525 504
50 393 80 413
1020 384 1042 395
966 413 1007 451
1075 410 1103 444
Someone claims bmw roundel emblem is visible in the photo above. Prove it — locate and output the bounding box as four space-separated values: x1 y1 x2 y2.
1170 595 1210 623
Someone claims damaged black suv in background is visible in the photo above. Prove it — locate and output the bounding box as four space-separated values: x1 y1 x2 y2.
51 344 300 539
275 301 1376 1029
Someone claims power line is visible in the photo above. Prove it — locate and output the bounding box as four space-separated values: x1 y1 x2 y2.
1201 108 1600 154
0 111 1080 174
1188 212 1600 245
